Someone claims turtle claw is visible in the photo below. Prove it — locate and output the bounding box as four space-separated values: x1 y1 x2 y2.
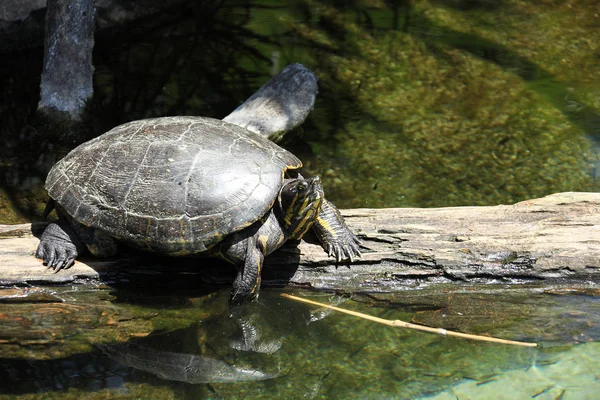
37 242 77 272
312 199 361 263
326 245 340 262
51 251 76 272
36 220 82 272
323 237 361 263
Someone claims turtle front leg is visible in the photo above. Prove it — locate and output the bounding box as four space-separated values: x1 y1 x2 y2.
36 219 86 271
313 199 361 262
230 235 266 306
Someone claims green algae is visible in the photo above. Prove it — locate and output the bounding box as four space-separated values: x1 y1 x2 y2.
0 383 182 400
2 1 600 221
0 285 219 360
280 1 600 208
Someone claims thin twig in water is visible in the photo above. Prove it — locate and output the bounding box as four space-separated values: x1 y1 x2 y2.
281 293 538 348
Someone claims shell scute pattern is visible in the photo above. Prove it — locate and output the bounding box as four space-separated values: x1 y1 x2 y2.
46 116 301 254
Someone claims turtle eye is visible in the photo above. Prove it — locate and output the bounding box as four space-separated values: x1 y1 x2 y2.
297 184 306 192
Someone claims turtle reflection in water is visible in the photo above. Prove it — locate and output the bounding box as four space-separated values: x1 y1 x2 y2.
36 115 360 305
97 342 278 383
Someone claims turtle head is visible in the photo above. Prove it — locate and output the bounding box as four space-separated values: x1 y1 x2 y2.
278 176 324 240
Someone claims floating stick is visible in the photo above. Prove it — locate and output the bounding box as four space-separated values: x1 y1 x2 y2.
281 293 537 348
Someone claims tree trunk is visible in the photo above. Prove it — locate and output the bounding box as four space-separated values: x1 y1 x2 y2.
37 0 95 123
1 192 599 292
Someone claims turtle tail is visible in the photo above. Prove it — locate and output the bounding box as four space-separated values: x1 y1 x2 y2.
42 198 56 220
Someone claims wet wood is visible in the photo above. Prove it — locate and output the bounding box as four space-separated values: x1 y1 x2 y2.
223 63 317 141
1 192 599 291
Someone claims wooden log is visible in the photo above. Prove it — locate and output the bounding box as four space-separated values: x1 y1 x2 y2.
1 192 599 291
223 63 318 141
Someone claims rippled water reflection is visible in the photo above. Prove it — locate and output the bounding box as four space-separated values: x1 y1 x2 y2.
1 285 599 399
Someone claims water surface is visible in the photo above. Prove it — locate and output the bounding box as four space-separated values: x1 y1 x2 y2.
1 285 599 399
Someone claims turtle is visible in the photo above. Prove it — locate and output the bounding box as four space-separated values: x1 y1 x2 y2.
35 116 361 304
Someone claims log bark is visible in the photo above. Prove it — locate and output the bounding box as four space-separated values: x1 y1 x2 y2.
223 63 318 142
1 192 599 291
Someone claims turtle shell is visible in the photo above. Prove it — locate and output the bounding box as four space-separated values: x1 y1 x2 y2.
45 116 302 254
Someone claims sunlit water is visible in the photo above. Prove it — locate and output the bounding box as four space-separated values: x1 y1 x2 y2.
1 286 599 399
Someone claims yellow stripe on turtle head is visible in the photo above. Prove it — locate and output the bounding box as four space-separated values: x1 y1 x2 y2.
280 176 324 239
290 205 319 239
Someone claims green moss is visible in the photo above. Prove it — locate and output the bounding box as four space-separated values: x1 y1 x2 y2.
4 1 599 221
0 286 219 360
0 383 180 400
0 189 29 224
285 2 599 208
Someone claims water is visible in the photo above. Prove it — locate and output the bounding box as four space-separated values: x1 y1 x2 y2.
2 1 599 220
1 285 599 399
1 1 600 399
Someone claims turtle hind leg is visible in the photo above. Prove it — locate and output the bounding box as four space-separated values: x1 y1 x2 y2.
74 223 118 259
36 213 118 271
36 219 86 271
313 199 361 262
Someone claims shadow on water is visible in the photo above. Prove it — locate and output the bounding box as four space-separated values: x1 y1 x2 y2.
407 10 600 141
83 241 303 299
311 2 600 145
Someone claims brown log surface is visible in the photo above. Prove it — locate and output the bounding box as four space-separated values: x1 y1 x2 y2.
1 192 599 291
